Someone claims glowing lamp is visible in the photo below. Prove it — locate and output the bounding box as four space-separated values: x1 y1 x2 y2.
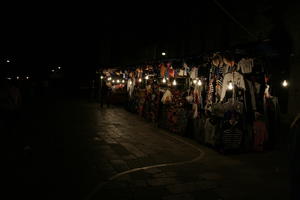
228 81 233 90
282 80 288 87
172 79 177 86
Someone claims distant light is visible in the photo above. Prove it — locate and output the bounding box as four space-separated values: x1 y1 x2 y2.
162 52 166 56
197 80 202 86
162 78 166 83
112 80 115 83
16 76 19 80
282 80 288 87
145 75 149 80
129 80 132 85
100 76 104 79
172 79 177 86
51 69 55 72
117 79 120 83
193 80 197 84
138 78 142 83
6 77 12 80
108 77 112 81
26 76 30 80
228 81 233 90
58 67 61 70
122 80 125 83
6 60 10 63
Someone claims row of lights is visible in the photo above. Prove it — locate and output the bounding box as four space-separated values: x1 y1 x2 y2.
226 80 289 91
51 66 62 73
102 74 289 89
103 76 125 84
7 76 30 80
112 79 125 83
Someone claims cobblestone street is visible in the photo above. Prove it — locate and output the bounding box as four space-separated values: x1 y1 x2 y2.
18 97 290 200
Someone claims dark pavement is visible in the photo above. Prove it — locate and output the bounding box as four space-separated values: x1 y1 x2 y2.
5 94 290 200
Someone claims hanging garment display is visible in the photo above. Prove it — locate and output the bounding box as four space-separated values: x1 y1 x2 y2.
103 50 278 155
161 89 172 104
204 117 219 146
237 58 254 74
192 103 198 119
220 72 246 102
127 78 136 97
183 62 189 76
160 63 167 77
221 110 243 151
190 67 198 79
253 120 268 151
245 79 257 111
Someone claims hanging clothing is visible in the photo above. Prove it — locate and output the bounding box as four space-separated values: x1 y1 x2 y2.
160 64 167 77
253 120 268 151
221 110 243 150
220 72 246 102
168 67 175 78
245 79 257 111
127 78 135 97
190 67 198 79
192 103 198 119
204 118 217 146
237 58 254 74
183 62 189 76
161 90 172 104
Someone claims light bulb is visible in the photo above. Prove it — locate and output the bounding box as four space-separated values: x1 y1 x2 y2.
16 76 19 80
122 80 125 83
139 78 142 82
108 77 112 81
172 79 177 86
162 78 166 83
197 80 202 86
26 76 30 80
228 82 233 90
117 79 120 83
145 75 149 80
100 76 104 79
112 80 115 83
282 80 288 87
193 80 197 84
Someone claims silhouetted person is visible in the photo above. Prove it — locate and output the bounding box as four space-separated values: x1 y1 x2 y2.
100 82 111 108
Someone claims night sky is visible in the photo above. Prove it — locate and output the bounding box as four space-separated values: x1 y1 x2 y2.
0 1 291 79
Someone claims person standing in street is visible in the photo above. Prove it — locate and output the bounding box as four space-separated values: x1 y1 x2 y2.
100 81 111 108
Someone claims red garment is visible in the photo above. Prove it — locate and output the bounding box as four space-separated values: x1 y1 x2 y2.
169 67 175 78
160 64 167 77
253 121 268 151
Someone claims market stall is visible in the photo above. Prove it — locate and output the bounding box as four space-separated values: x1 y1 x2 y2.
100 51 282 154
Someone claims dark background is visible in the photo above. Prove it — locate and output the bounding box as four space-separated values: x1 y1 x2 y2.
0 1 297 83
